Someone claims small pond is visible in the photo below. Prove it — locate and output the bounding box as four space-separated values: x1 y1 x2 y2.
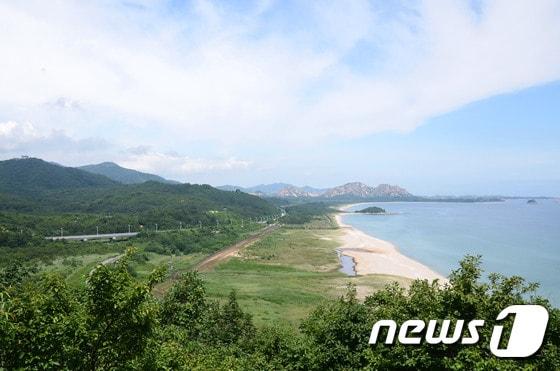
337 249 356 276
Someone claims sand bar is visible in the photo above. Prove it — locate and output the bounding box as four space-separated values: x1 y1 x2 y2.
335 208 446 282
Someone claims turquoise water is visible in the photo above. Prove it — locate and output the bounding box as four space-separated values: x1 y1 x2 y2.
342 199 560 305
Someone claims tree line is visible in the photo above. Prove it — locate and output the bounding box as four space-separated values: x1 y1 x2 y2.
1 253 558 370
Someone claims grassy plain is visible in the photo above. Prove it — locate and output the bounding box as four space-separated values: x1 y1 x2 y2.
200 223 411 326
33 224 261 287
41 252 120 286
33 216 411 327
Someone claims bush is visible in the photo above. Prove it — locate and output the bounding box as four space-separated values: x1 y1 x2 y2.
1 255 558 369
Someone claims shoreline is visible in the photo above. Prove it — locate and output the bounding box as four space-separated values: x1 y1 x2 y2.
335 205 447 282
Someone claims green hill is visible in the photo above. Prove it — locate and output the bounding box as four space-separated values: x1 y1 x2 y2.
79 162 179 184
40 181 278 218
0 157 117 195
0 158 278 236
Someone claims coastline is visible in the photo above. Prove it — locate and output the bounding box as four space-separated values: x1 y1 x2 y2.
335 205 447 282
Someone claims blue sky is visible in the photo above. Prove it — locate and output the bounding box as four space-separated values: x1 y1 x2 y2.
329 82 560 195
0 0 559 196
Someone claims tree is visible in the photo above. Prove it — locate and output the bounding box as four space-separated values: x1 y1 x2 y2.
302 255 560 370
301 284 370 370
204 291 255 344
0 260 37 288
160 271 208 336
81 248 164 369
0 273 82 369
2 254 558 369
0 247 165 370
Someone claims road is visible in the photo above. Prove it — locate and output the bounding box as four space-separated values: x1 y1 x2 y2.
195 223 280 272
89 224 278 274
101 254 124 265
45 232 139 241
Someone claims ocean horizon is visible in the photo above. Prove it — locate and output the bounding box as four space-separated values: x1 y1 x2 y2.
342 199 560 305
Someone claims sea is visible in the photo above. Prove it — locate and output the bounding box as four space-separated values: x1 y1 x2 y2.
342 199 560 305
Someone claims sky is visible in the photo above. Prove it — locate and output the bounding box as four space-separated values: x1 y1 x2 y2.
0 0 559 196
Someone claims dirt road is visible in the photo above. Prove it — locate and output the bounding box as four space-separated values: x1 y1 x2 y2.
101 254 123 265
195 223 280 272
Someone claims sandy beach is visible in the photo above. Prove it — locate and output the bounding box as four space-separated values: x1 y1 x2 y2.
335 208 446 282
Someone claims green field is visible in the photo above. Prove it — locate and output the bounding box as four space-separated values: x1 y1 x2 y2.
41 252 122 286
28 218 411 327
199 226 411 326
30 223 263 287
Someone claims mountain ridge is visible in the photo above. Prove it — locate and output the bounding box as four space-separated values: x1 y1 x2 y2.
218 181 412 199
0 157 278 234
78 162 179 185
0 157 118 195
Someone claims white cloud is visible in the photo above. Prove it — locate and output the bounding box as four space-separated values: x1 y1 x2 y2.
302 0 560 137
0 121 250 181
0 0 559 156
0 120 112 165
119 150 251 178
0 121 41 151
46 97 82 111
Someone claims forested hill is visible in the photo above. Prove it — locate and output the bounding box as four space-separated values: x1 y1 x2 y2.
79 162 179 184
35 181 278 218
0 157 118 194
0 158 278 235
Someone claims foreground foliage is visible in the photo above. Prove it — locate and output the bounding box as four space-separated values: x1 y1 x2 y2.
1 254 558 370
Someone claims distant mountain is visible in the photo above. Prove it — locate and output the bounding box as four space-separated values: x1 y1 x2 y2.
322 182 376 198
216 185 246 192
0 157 117 195
220 181 504 203
245 183 294 194
372 184 412 198
299 185 326 194
79 162 179 185
218 181 411 199
276 185 313 198
217 183 325 198
314 182 410 199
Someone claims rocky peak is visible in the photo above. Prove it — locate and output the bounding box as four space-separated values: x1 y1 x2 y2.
372 183 411 197
323 182 376 198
